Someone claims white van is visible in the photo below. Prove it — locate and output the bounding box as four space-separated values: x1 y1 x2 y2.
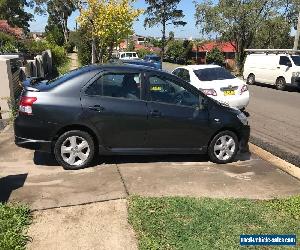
113 52 139 60
243 49 300 90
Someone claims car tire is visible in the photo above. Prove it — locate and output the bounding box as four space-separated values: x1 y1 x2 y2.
208 130 239 164
276 77 286 91
247 74 255 85
54 130 95 170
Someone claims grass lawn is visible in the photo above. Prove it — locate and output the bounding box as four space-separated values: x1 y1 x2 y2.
0 204 31 250
129 196 300 250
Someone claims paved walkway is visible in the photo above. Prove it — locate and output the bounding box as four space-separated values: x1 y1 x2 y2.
68 53 79 70
1 127 300 249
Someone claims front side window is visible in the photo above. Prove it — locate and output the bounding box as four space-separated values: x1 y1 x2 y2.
279 56 292 66
194 67 235 81
291 56 300 66
149 75 199 107
86 73 141 100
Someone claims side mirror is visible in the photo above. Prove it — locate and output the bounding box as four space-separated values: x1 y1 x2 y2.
286 62 292 68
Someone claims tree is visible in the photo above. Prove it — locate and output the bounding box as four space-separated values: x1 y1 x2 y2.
34 0 77 43
77 0 142 63
144 0 186 61
206 47 225 65
168 31 175 42
0 0 33 32
195 0 290 71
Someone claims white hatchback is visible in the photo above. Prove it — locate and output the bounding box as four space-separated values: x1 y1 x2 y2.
172 65 250 110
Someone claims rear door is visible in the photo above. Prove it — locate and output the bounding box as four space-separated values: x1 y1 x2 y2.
81 69 148 149
144 72 210 149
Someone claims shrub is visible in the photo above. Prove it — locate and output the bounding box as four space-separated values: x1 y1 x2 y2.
136 48 153 59
206 47 225 66
0 32 18 53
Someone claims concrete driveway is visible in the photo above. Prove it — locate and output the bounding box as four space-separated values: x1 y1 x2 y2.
1 126 300 210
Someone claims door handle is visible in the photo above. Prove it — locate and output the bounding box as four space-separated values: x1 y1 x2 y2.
150 110 162 118
88 105 105 112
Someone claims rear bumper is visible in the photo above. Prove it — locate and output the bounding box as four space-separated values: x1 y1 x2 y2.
213 93 250 110
15 136 52 152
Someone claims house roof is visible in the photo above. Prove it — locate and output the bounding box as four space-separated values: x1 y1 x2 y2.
194 41 236 53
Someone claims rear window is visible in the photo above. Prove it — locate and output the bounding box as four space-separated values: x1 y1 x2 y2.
46 68 82 86
194 67 235 81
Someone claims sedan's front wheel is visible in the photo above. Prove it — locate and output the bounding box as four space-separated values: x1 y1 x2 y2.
208 131 238 164
54 130 95 170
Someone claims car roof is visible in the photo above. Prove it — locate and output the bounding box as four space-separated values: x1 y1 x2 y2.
175 64 221 71
78 63 161 73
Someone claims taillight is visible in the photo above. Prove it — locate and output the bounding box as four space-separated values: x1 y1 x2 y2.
19 96 37 115
240 84 248 94
201 89 217 96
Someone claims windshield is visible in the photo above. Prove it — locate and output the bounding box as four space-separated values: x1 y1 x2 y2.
149 56 161 62
291 56 300 66
194 67 235 81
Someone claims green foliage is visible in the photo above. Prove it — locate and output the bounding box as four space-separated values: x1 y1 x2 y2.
206 47 225 65
129 196 300 250
0 32 18 53
45 24 65 47
0 203 31 250
136 48 154 58
57 58 71 76
195 0 294 71
71 29 92 66
144 0 186 56
166 40 193 64
0 0 33 32
25 40 67 68
34 0 77 43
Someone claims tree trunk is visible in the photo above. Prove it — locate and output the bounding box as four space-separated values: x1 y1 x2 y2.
161 21 166 62
91 37 96 64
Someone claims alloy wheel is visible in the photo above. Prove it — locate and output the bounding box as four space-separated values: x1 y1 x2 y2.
213 135 236 161
60 136 90 166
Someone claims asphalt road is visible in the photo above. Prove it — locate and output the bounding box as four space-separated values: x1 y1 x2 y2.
162 62 300 166
247 84 300 166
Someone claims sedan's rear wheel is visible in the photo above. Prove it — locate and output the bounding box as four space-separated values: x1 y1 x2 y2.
54 130 95 170
208 131 238 164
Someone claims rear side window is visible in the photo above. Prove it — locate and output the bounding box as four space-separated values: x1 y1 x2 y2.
279 56 291 66
86 73 141 100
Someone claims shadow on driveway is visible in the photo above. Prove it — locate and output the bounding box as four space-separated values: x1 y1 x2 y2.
32 150 252 168
0 173 28 203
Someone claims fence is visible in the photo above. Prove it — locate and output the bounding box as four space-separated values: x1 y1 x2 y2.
0 50 52 119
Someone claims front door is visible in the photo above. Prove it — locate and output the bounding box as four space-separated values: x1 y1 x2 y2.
145 73 210 149
81 70 148 149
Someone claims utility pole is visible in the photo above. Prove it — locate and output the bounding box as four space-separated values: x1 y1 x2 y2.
293 12 300 51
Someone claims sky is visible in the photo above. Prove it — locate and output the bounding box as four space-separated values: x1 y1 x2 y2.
25 0 203 39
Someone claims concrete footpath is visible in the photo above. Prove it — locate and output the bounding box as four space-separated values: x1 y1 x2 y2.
1 126 300 249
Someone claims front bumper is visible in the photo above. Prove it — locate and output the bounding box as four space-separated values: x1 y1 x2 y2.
238 125 250 153
15 136 52 152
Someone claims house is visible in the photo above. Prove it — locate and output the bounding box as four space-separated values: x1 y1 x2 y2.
0 20 25 39
192 41 236 68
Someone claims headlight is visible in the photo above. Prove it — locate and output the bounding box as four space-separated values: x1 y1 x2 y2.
237 112 248 125
292 72 300 77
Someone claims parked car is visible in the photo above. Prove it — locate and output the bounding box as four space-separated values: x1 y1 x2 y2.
144 54 162 69
172 65 250 110
121 59 160 69
113 51 139 60
243 50 300 90
15 64 250 170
